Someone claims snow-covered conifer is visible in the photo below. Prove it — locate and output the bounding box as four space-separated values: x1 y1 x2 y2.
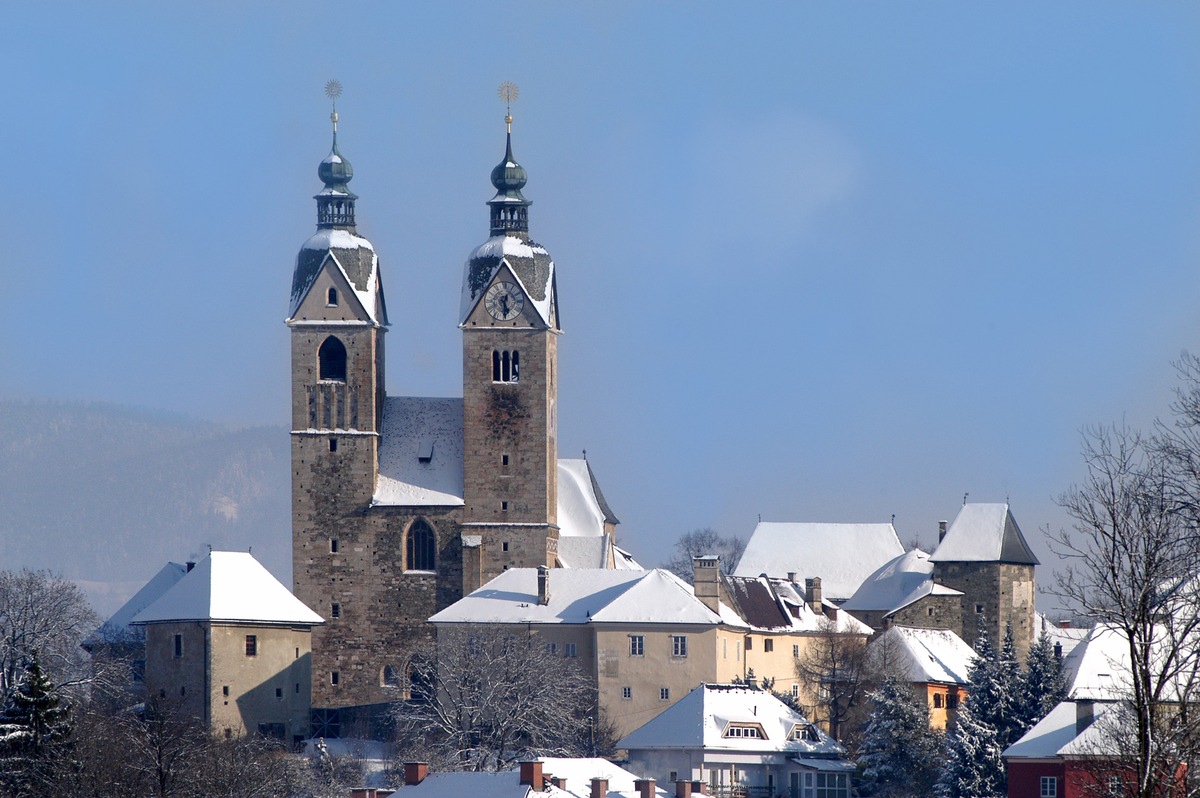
857 676 941 796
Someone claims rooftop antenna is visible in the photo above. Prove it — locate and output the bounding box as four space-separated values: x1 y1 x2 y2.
325 79 343 138
963 492 969 506
498 81 519 133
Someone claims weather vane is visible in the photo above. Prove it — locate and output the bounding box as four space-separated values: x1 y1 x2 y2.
498 81 519 132
325 79 343 133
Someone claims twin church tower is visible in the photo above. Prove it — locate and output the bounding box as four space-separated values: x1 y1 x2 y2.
286 96 621 720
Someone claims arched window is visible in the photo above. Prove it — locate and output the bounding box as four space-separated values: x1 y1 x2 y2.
491 350 520 383
327 287 339 306
406 519 436 571
318 336 347 382
380 665 400 689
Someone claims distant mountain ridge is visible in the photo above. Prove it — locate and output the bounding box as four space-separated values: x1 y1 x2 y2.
0 399 290 616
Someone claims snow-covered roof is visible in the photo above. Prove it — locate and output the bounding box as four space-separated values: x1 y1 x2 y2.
98 561 188 635
539 758 669 798
398 770 572 798
618 684 846 760
558 458 619 536
929 503 1039 565
871 626 976 686
373 397 466 507
429 568 726 626
130 551 323 626
841 549 961 615
556 536 611 569
459 235 557 329
612 545 643 570
1004 700 1121 760
1036 614 1090 660
289 229 387 325
728 576 872 634
734 522 905 601
1062 624 1135 701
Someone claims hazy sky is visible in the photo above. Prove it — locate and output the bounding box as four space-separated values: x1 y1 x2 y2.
3 3 1199 592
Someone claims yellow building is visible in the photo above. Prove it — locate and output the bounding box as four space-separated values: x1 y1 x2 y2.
868 625 975 729
131 551 324 745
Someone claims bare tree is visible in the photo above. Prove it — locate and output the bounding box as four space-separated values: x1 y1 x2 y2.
0 570 97 700
663 528 746 580
795 618 871 747
393 626 606 771
1050 419 1200 798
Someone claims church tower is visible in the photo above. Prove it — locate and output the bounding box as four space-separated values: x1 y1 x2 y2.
287 101 390 712
459 109 560 590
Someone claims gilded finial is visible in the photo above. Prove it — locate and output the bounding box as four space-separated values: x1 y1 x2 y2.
325 79 343 134
498 81 519 133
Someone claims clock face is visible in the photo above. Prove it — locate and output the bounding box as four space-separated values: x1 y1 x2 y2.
484 281 524 321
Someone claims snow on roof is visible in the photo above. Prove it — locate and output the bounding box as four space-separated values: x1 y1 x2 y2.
734 522 905 600
612 545 643 570
289 230 386 325
399 770 572 798
556 536 611 569
872 626 976 685
929 503 1039 565
1062 624 1136 701
558 459 614 537
429 568 725 626
841 549 962 615
98 561 188 634
459 235 556 328
733 577 872 634
539 758 666 798
130 551 323 626
618 684 845 759
373 397 466 506
1036 614 1090 660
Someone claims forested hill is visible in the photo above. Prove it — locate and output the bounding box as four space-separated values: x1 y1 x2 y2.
0 399 290 615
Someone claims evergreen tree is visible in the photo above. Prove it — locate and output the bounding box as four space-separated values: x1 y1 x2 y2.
857 676 941 797
993 625 1023 748
0 652 73 795
935 698 1006 798
1018 632 1066 731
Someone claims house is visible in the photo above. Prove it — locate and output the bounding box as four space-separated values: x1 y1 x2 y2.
394 760 676 798
841 548 963 636
734 522 905 603
619 683 856 798
428 559 870 738
869 626 975 729
130 550 323 745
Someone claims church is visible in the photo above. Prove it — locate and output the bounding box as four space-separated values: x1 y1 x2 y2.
286 101 634 732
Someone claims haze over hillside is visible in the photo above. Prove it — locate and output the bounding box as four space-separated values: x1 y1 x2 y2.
0 399 290 616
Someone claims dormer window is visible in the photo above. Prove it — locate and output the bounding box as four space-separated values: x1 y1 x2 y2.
789 723 821 742
723 723 766 739
327 287 339 307
318 336 347 382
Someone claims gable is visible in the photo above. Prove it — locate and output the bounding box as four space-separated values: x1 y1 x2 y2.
459 235 557 328
289 229 386 325
291 252 373 323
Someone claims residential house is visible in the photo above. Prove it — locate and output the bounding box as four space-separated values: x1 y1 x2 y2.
131 550 323 745
869 626 975 729
619 683 855 798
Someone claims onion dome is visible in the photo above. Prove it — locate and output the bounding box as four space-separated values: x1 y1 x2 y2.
487 113 532 238
315 110 357 229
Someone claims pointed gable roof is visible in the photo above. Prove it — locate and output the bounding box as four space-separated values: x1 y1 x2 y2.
459 235 557 328
129 551 324 626
288 229 387 325
872 626 976 685
929 503 1039 565
842 548 962 615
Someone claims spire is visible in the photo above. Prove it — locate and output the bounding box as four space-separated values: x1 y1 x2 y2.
315 79 357 230
488 82 531 238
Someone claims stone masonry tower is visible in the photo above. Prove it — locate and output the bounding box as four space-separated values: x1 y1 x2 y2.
459 111 560 591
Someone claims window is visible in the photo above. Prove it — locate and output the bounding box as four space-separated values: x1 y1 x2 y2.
275 687 283 699
723 724 765 739
330 671 340 686
1040 776 1058 797
927 607 934 617
180 686 186 697
564 642 577 658
763 638 774 653
660 687 670 701
502 541 509 552
672 635 688 658
621 686 632 700
327 287 339 306
791 684 800 698
547 642 558 655
815 772 849 797
173 634 183 658
933 693 944 708
501 454 509 466
330 538 339 553
745 636 753 651
222 685 229 697
630 635 644 656
318 336 347 382
296 683 300 693
669 772 678 784
331 602 340 618
947 693 959 709
329 438 337 453
501 501 509 511
492 350 520 382
245 635 257 656
975 603 985 614
790 724 820 742
406 519 436 571
793 644 799 658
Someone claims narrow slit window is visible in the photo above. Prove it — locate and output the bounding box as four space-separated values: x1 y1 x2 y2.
327 287 339 307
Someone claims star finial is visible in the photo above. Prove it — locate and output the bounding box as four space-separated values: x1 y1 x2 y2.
498 81 519 133
325 79 343 134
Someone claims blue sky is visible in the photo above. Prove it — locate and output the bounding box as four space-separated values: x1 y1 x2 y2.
3 3 1199 587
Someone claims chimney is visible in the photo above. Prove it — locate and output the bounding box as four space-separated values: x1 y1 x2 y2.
461 535 483 594
520 761 544 788
350 791 375 798
805 577 823 614
537 566 551 606
745 668 758 689
591 777 609 798
937 520 948 543
635 779 657 798
403 763 428 785
691 781 705 795
1076 700 1095 734
786 571 797 583
693 555 721 613
676 780 693 798
551 776 568 791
